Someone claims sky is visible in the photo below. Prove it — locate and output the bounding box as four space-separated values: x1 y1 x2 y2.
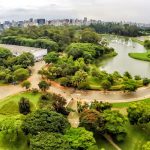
0 0 149 23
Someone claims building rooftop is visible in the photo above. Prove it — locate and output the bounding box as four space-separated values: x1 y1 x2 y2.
0 44 47 56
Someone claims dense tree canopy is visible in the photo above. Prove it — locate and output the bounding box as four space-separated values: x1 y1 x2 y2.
63 127 98 150
89 23 142 37
127 102 150 125
80 28 100 44
0 47 12 60
17 52 34 68
66 43 114 62
44 52 59 64
21 110 70 135
30 132 72 150
30 128 98 150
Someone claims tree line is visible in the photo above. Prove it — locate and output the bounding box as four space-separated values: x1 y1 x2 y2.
89 22 142 37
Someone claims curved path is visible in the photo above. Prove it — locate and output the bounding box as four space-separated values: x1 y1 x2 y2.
0 61 44 100
0 61 150 104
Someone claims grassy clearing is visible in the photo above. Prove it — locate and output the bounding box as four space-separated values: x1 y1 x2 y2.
0 92 41 115
129 52 150 62
112 98 150 108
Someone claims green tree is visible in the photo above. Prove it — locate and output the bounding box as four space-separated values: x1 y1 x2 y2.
124 71 132 79
0 117 24 147
21 80 31 90
13 68 30 81
38 80 50 92
30 132 72 150
64 127 98 150
90 100 112 113
122 79 137 92
19 97 31 115
127 102 150 125
21 110 70 135
81 29 99 44
44 52 59 64
17 52 34 68
103 110 127 141
0 48 12 59
52 94 69 116
71 70 88 88
101 80 111 91
79 109 105 133
143 78 149 86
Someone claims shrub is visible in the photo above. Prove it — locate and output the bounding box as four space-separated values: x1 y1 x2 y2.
59 77 72 87
143 78 149 86
21 80 31 90
38 80 50 92
134 75 141 80
31 88 39 95
13 68 30 81
18 97 31 115
77 82 90 90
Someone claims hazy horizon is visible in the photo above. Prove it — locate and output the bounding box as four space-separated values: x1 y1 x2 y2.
0 0 150 23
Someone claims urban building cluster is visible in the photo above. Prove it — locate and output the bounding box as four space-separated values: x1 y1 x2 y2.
0 17 100 31
0 17 150 32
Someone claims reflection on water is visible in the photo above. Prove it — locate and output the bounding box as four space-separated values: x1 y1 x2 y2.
100 36 150 78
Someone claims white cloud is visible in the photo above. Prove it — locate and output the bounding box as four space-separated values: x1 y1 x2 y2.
0 0 149 23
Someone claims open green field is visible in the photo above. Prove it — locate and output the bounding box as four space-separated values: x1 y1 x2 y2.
0 92 41 115
129 52 150 62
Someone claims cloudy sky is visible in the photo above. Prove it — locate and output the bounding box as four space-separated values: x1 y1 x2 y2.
0 0 149 23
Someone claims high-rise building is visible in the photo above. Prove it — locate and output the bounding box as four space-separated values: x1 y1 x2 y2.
36 19 46 25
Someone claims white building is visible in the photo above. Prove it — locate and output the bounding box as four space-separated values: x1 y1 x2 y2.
0 44 47 61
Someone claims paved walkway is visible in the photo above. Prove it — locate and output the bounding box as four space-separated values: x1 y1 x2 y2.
0 61 44 100
0 61 150 104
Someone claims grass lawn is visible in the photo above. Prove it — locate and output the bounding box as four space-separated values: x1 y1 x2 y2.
113 97 150 108
129 52 150 62
0 92 41 115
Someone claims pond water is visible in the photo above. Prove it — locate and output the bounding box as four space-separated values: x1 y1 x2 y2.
100 36 150 78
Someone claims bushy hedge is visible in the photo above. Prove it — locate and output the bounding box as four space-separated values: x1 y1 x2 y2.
1 36 59 52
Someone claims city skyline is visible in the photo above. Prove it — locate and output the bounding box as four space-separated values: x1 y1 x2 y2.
0 0 150 23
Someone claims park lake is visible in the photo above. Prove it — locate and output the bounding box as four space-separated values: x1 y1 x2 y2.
100 36 150 78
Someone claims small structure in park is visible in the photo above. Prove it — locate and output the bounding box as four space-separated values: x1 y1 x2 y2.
0 44 47 61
